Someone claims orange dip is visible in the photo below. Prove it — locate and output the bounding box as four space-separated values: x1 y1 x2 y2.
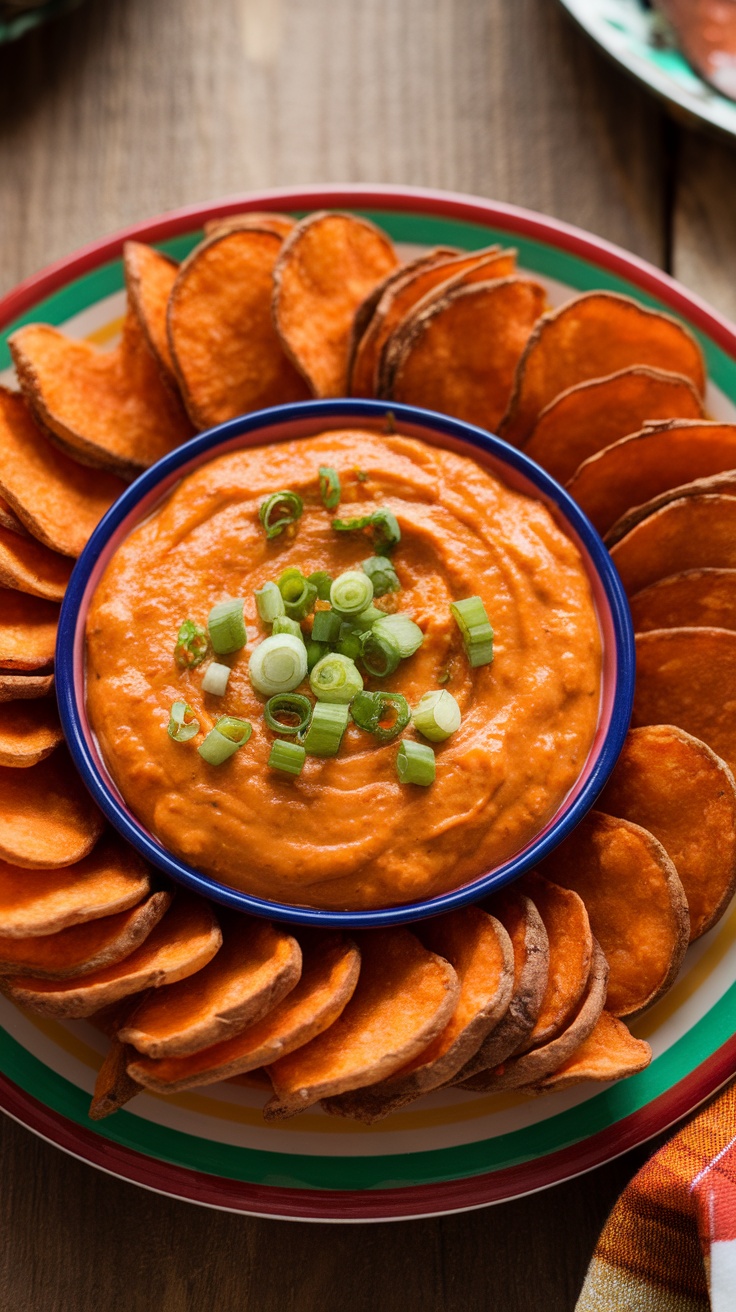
86 430 601 910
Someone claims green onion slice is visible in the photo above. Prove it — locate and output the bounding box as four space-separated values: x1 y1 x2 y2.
412 689 461 742
269 739 306 775
167 700 199 743
259 490 303 540
396 739 435 786
301 701 350 756
255 581 285 624
308 571 333 601
278 568 318 620
309 652 363 703
352 604 383 632
358 627 401 678
450 596 494 668
311 608 342 645
362 555 400 596
372 613 424 658
174 619 209 670
249 634 308 695
208 598 246 656
198 715 252 765
272 615 304 642
351 691 409 742
306 639 327 671
201 662 231 696
336 623 361 662
330 569 374 617
318 466 341 510
264 693 312 735
332 506 401 554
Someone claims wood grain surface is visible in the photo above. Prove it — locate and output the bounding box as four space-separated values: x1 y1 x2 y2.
0 1 731 1309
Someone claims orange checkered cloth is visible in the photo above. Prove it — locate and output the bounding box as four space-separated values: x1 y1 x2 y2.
577 1081 736 1310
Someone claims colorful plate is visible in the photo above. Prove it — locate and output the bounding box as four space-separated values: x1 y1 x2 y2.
2 185 736 1221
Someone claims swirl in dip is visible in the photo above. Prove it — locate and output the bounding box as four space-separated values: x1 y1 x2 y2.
86 430 602 910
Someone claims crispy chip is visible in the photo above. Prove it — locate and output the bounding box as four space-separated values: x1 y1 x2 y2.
168 227 311 428
203 211 296 240
0 673 53 703
273 211 399 397
123 241 180 396
540 811 690 1017
0 698 63 767
89 1036 142 1120
513 871 593 1050
630 569 736 633
0 589 57 670
610 493 736 596
2 893 221 1018
0 747 104 869
0 496 27 536
634 627 736 774
0 526 72 601
499 292 706 446
0 833 151 937
599 725 736 940
605 469 736 548
262 928 459 1119
323 908 515 1122
527 1012 651 1094
379 277 546 433
0 386 125 558
126 932 360 1095
567 422 736 536
0 890 171 978
119 917 302 1058
523 367 704 484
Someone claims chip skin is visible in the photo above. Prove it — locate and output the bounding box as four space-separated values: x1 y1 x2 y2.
0 496 27 537
630 569 736 634
523 1011 651 1095
203 211 296 240
0 747 105 869
0 890 171 978
0 526 72 601
88 1036 142 1120
634 627 736 775
0 698 64 767
0 673 54 703
0 833 151 938
513 871 593 1051
609 494 736 596
605 469 736 548
123 242 181 396
0 589 58 670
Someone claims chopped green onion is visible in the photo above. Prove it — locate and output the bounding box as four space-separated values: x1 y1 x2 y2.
273 615 304 641
332 506 401 554
249 634 308 695
351 691 409 743
318 466 341 510
198 715 252 765
336 623 361 662
208 598 246 655
438 667 451 686
306 639 327 671
309 652 363 703
269 739 306 775
255 581 285 624
451 596 494 668
372 613 424 658
330 570 374 617
354 467 368 482
259 490 303 540
352 604 383 632
362 555 400 597
264 693 312 736
174 620 209 670
167 700 199 743
358 627 401 678
278 568 318 620
412 689 461 742
308 570 333 601
312 608 342 645
201 662 231 696
301 702 350 756
396 739 435 786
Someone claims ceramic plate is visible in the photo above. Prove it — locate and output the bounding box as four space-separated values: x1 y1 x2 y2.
2 185 736 1221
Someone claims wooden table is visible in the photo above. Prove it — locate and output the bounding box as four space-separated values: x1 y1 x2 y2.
1 2 734 1307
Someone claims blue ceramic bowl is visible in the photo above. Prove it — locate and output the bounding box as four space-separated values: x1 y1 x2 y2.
56 399 634 928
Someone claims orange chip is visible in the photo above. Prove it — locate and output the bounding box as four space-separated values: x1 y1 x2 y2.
606 469 736 548
499 292 706 446
89 1036 142 1120
125 932 360 1095
273 211 399 397
600 725 736 940
630 569 736 633
379 277 546 433
527 1012 651 1094
0 748 104 869
0 526 72 601
0 834 150 937
0 698 63 767
262 928 459 1119
634 627 736 774
168 228 311 429
610 493 736 596
523 367 704 484
0 673 53 703
123 241 180 396
0 890 171 978
0 496 27 537
0 589 58 670
119 917 302 1059
514 871 593 1050
540 811 690 1017
2 893 221 1018
567 422 736 536
203 211 296 240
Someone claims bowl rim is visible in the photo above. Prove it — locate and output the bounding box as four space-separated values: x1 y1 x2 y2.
56 397 634 927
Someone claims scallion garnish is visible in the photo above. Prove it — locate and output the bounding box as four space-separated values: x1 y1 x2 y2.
351 691 409 742
412 689 461 742
332 506 401 554
201 662 231 697
330 569 374 617
249 634 308 695
396 739 435 786
264 693 312 736
308 570 333 601
352 604 383 632
450 596 494 668
208 598 246 655
269 739 306 776
358 627 401 678
255 581 285 624
336 622 361 662
318 466 341 510
273 615 305 642
309 652 363 703
311 608 342 645
174 619 209 670
372 613 424 658
198 716 252 765
306 639 327 671
301 701 350 756
259 490 303 540
278 568 318 620
167 700 199 743
362 555 400 597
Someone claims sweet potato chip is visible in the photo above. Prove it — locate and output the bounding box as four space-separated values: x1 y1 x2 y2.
513 871 593 1051
0 698 63 767
567 422 736 536
168 227 311 428
2 893 221 1018
0 386 125 558
499 292 706 446
123 241 179 395
630 569 736 633
634 628 736 774
119 917 302 1058
0 833 150 938
0 748 104 869
523 367 704 484
610 494 736 596
0 497 27 537
0 527 71 601
89 1036 142 1120
273 211 399 397
203 211 296 240
323 908 514 1122
126 932 360 1094
0 589 58 670
540 811 690 1017
0 890 171 978
599 725 736 940
0 673 53 703
527 1011 651 1094
379 277 546 433
262 928 459 1119
605 469 736 548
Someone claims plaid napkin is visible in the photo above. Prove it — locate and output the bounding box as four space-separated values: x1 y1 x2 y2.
576 1081 736 1311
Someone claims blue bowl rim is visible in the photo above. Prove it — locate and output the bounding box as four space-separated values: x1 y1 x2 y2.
56 398 635 928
